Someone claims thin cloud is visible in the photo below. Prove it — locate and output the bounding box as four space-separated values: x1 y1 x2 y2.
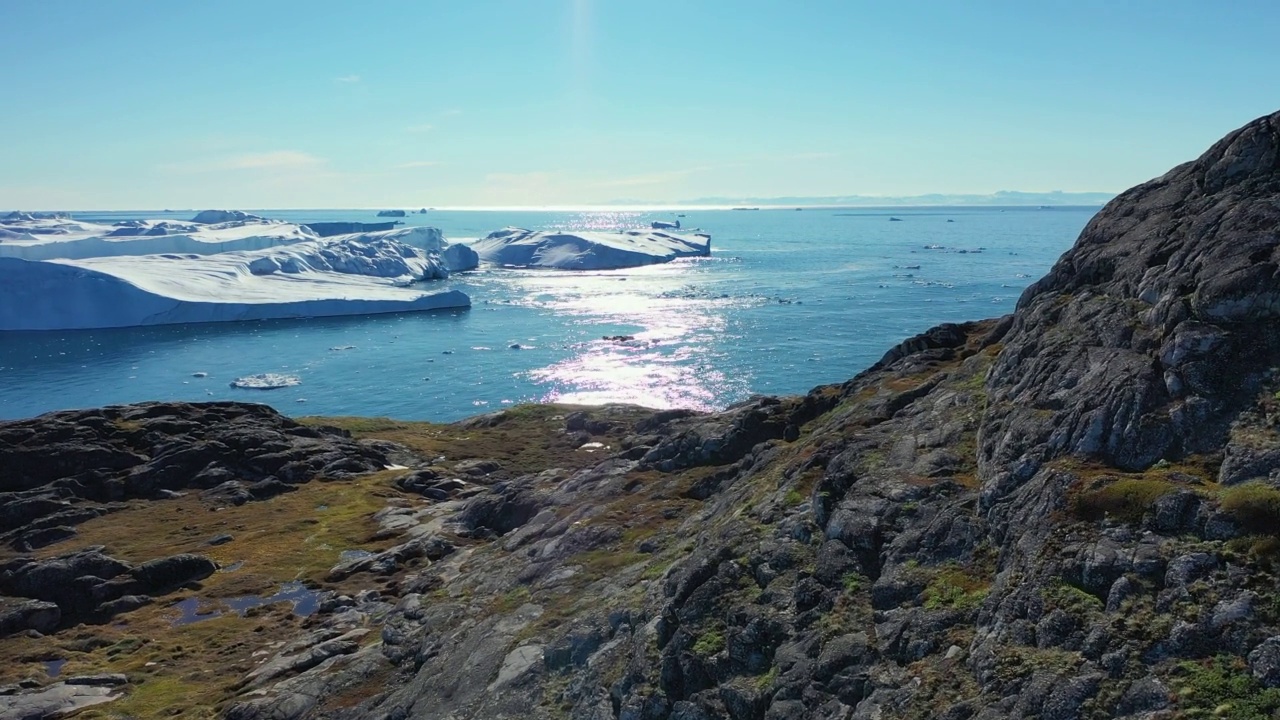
440 108 463 117
395 161 442 169
405 123 435 133
159 151 326 173
334 74 361 83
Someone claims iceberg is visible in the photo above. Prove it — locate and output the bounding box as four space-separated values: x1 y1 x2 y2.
0 215 480 271
190 209 264 224
0 216 317 261
0 235 470 331
470 227 711 270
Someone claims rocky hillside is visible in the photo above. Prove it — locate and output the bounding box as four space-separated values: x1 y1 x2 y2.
3 110 1280 720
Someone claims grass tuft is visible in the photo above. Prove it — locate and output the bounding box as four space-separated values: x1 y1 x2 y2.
1071 478 1179 524
1219 482 1280 535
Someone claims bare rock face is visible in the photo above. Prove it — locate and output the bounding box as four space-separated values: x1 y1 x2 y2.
982 110 1280 479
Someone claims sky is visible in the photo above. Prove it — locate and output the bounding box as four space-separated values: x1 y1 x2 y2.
2 0 1279 209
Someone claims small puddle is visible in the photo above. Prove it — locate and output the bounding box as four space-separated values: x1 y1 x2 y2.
44 659 65 677
172 597 222 626
225 582 322 617
170 582 323 627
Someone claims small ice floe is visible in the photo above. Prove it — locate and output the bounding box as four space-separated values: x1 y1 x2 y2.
192 371 208 378
329 345 356 351
229 373 302 390
295 398 307 403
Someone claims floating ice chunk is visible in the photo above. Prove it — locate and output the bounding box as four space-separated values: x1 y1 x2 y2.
442 243 480 272
229 374 302 390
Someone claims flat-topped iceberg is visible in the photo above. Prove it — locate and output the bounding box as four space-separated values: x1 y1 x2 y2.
0 235 470 331
0 215 316 261
470 227 711 270
0 214 481 272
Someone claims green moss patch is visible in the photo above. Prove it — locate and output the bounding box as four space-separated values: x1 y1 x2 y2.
923 566 990 611
1169 655 1280 720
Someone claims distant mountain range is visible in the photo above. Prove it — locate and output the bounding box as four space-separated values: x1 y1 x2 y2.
642 190 1116 207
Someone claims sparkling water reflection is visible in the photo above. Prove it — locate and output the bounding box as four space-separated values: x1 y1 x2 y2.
0 207 1096 421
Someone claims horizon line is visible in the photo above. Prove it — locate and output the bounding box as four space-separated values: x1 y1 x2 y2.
15 201 1114 214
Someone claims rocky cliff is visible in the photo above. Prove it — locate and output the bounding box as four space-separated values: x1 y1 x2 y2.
4 111 1280 720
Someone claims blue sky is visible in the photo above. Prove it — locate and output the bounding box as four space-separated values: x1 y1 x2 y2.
3 0 1278 209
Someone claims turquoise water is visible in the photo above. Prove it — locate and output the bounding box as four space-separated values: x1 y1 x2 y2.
0 207 1096 421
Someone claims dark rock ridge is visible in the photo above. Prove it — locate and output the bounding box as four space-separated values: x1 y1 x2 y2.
983 108 1280 477
6 111 1280 719
0 401 398 552
0 548 216 631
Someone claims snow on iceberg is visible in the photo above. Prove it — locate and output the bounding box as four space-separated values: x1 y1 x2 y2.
0 235 470 331
0 215 482 272
469 227 711 270
348 226 478 272
0 216 317 261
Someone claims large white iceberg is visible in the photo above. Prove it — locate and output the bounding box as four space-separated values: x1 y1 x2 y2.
0 235 470 331
0 216 317 261
469 227 711 270
0 214 481 273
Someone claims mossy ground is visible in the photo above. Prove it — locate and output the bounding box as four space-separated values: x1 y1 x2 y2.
0 404 661 718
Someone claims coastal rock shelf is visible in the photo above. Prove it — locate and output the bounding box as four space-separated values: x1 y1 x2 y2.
4 112 1280 719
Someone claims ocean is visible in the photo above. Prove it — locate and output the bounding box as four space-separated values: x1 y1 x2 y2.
0 207 1097 421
